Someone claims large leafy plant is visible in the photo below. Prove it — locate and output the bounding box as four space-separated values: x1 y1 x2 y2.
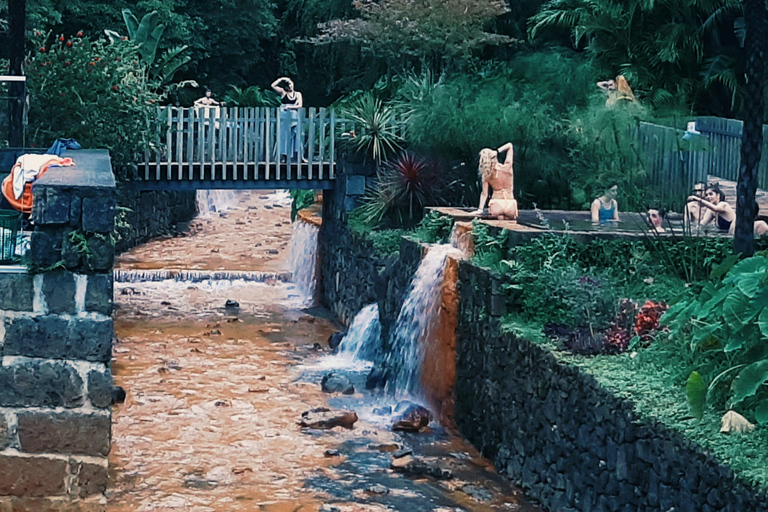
105 9 191 85
662 253 768 422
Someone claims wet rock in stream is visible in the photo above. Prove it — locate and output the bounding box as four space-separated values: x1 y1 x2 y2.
369 443 399 452
322 372 355 394
299 407 358 429
391 455 454 480
366 484 389 495
392 402 432 432
328 331 345 352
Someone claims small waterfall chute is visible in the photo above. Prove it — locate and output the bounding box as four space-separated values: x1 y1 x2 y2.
337 304 382 362
289 219 320 304
196 190 238 216
383 244 463 395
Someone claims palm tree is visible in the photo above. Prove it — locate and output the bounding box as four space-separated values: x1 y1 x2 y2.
734 0 766 256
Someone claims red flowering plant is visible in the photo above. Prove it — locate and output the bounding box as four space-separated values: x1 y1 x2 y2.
25 30 164 178
634 300 669 343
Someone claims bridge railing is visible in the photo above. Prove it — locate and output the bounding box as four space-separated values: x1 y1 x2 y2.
140 106 340 182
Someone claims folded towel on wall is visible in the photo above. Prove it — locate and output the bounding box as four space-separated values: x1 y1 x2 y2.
11 154 75 200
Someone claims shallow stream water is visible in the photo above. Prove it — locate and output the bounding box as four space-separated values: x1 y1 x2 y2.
108 191 541 512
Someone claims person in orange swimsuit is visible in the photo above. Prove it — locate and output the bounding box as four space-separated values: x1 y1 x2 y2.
473 142 517 220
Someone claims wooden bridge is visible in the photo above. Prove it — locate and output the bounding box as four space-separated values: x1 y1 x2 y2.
131 106 342 190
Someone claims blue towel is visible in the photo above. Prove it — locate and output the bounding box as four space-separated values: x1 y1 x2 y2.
47 138 81 156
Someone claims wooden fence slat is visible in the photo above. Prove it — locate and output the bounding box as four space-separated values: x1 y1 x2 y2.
329 109 336 179
307 107 316 180
296 109 304 179
318 108 326 180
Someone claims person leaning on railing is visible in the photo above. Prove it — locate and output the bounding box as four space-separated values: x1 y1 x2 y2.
271 77 303 161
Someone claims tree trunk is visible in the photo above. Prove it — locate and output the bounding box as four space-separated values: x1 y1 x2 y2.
8 0 26 147
734 0 767 256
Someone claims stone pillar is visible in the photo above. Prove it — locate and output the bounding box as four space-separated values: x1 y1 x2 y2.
0 149 115 509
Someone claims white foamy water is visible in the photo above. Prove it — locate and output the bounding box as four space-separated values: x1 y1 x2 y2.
338 303 381 361
196 190 238 216
384 244 463 395
289 219 320 304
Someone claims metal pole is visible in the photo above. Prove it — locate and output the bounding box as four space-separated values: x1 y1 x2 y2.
8 0 26 147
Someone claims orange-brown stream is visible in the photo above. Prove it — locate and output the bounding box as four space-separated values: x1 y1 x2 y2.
108 191 540 512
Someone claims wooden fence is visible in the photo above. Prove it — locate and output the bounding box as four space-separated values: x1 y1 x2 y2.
637 116 768 211
140 106 338 182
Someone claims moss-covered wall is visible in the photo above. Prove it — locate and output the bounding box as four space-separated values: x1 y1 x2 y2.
454 260 768 512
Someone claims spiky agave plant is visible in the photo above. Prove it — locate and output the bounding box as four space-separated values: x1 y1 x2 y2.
358 152 441 227
342 92 404 164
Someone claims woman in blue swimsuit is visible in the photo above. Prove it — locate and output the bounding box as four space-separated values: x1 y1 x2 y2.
590 184 620 223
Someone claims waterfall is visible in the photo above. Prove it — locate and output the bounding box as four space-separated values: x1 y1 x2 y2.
384 244 463 395
114 269 292 284
196 190 238 216
289 219 320 304
338 304 381 362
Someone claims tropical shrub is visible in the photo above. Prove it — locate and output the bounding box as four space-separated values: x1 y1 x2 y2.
340 92 404 164
510 265 619 331
662 253 768 422
26 30 163 174
357 151 441 227
565 99 650 211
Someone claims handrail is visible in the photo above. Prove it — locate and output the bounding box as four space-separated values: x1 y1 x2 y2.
139 106 340 181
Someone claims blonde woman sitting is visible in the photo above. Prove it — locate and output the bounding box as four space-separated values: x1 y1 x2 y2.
473 143 518 220
597 75 636 106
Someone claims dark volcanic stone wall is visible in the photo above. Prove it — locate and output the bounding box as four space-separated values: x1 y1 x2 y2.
454 260 768 512
115 186 197 253
319 182 421 334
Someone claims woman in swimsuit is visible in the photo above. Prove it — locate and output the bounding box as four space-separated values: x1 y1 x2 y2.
590 184 619 223
688 184 768 236
271 77 303 160
473 143 518 220
687 185 734 232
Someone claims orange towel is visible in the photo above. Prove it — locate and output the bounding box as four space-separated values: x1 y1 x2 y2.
1 157 75 214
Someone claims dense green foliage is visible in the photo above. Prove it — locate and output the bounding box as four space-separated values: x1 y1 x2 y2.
662 253 768 424
529 0 743 111
25 31 162 171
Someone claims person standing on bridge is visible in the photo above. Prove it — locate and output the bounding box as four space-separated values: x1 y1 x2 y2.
194 89 220 108
271 77 303 162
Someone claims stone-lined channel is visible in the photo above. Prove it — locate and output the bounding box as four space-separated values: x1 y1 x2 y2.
107 191 541 512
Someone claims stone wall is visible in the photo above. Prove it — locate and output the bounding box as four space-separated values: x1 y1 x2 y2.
115 186 197 253
454 260 768 512
319 176 420 340
0 149 115 509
